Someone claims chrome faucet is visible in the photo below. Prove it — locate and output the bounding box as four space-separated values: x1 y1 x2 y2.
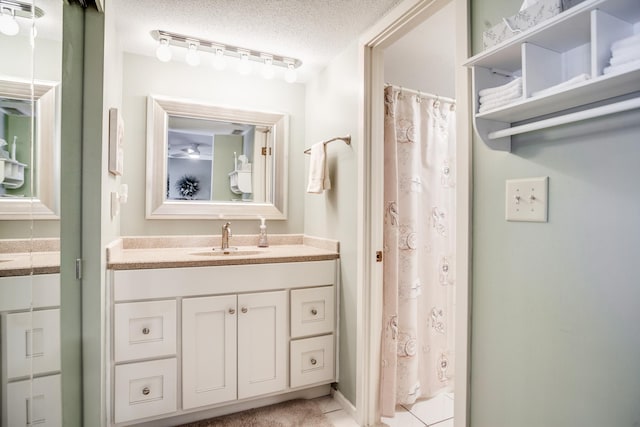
221 222 232 250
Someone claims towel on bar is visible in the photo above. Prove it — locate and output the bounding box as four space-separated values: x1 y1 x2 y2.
306 142 331 194
611 32 640 52
603 58 640 76
531 73 591 98
478 77 522 97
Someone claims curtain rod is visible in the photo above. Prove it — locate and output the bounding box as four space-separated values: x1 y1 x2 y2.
385 83 456 104
304 135 351 154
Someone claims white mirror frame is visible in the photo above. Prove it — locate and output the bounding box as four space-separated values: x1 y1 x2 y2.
0 77 59 220
146 95 289 220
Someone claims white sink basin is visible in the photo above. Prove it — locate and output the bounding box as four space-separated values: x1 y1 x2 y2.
190 248 266 257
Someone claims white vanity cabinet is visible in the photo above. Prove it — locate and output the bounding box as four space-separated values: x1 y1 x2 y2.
109 260 337 426
0 274 61 427
465 0 640 151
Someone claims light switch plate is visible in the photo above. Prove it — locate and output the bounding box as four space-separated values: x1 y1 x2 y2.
505 176 548 222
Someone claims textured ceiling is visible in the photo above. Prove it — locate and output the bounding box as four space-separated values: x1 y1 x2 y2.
112 0 403 81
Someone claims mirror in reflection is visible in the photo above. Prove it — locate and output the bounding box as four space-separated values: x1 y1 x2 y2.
147 95 288 220
0 79 59 220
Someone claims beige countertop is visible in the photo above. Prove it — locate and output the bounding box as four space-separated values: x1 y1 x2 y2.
0 238 60 277
107 234 339 270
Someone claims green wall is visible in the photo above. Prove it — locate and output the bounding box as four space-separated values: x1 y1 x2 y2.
470 1 640 426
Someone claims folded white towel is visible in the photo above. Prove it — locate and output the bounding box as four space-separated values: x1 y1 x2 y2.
478 77 523 97
306 142 331 194
603 58 640 76
479 84 522 104
609 45 640 66
478 96 521 113
531 73 591 97
611 32 640 52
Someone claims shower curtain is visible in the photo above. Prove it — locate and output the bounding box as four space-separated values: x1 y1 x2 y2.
380 85 456 417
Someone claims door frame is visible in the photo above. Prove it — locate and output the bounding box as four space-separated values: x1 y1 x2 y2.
355 0 472 425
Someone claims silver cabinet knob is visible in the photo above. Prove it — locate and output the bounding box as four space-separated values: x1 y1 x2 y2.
310 358 317 366
311 308 318 316
142 387 150 396
229 308 235 315
241 307 248 314
142 327 150 335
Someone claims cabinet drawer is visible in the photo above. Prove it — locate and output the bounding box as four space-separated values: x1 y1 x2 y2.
290 335 335 388
3 309 60 380
5 374 62 427
290 286 334 338
114 300 176 362
114 358 177 423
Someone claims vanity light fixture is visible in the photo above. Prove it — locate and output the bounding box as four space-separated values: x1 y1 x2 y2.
0 0 43 37
150 30 302 82
156 37 172 62
185 42 200 67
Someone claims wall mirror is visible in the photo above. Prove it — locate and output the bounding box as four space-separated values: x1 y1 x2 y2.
0 78 59 220
147 95 288 219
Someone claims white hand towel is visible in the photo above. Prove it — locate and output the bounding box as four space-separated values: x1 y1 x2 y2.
306 142 331 194
478 77 522 97
611 33 640 52
478 96 521 113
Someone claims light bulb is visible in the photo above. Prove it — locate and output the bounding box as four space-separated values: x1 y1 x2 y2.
212 48 226 70
261 57 275 79
185 43 200 66
262 57 275 79
238 52 252 75
284 63 297 83
156 38 172 62
0 8 19 36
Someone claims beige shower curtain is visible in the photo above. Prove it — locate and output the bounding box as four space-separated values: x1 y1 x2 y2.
380 85 456 417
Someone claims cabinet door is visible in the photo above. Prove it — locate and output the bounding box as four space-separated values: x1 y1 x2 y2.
182 295 237 409
3 309 60 379
4 374 61 427
237 290 287 399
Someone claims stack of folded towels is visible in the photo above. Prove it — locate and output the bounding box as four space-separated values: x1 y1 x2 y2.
478 77 522 113
604 33 640 75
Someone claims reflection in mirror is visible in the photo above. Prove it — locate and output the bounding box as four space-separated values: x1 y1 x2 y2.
0 78 59 219
147 95 288 219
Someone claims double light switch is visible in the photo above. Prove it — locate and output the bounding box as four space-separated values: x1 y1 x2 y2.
505 176 548 222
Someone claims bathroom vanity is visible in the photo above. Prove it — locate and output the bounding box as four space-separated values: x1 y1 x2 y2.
0 241 61 427
106 235 339 426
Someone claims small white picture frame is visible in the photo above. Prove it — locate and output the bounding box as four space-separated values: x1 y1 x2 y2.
109 107 125 176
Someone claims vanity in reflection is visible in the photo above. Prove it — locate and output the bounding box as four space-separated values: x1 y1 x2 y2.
106 235 339 426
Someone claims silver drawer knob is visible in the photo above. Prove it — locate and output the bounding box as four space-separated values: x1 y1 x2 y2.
142 327 150 335
142 387 150 396
229 308 235 315
311 308 318 316
241 307 248 314
310 358 317 366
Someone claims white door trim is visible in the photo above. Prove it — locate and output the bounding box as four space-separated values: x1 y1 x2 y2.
356 1 472 425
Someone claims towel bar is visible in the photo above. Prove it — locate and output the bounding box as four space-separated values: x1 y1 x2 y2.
304 135 351 154
488 97 640 140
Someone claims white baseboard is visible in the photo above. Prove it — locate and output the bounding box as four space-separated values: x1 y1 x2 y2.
331 388 358 421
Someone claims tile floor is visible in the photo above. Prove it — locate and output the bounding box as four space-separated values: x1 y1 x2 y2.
318 392 454 427
381 393 454 427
